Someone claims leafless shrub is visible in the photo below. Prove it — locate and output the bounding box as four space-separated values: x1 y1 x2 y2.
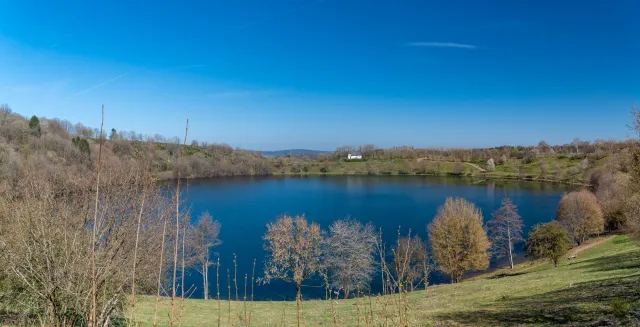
596 172 633 230
393 235 429 292
324 219 377 298
486 158 495 171
0 157 174 326
556 190 604 244
0 141 21 186
184 212 221 300
625 194 640 242
263 214 323 327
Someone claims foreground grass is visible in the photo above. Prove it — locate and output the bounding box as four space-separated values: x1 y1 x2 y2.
135 235 640 326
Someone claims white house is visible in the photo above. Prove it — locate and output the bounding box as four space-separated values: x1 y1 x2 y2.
347 154 362 160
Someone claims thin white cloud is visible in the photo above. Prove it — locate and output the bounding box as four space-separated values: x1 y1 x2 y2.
63 71 132 102
406 42 476 49
62 64 150 102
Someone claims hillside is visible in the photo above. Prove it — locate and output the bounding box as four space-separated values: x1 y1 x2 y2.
258 149 329 157
1 107 633 186
134 235 640 326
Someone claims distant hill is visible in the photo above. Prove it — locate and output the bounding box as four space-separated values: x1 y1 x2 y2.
257 149 329 157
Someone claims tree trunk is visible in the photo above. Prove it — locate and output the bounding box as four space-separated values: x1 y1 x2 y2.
507 225 514 270
203 260 209 300
295 283 301 327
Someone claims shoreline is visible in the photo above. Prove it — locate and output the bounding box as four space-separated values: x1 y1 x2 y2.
156 171 590 187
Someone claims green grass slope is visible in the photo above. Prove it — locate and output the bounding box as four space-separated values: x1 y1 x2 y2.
134 235 640 326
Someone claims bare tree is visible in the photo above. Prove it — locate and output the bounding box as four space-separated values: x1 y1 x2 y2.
539 161 548 179
170 120 188 326
393 235 429 292
358 144 376 158
486 158 495 171
572 138 581 153
580 158 589 170
556 190 604 245
185 212 222 300
487 197 524 269
263 215 323 327
324 219 376 298
597 172 633 230
428 197 490 283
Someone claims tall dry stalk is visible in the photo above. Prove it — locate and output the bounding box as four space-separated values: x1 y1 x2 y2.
179 176 191 326
89 105 104 327
233 254 239 320
243 273 248 325
153 217 168 327
375 228 387 296
281 302 287 327
248 258 256 326
323 273 338 327
216 257 221 327
179 215 189 327
355 287 362 327
363 294 371 327
227 269 232 327
170 119 189 326
129 141 154 325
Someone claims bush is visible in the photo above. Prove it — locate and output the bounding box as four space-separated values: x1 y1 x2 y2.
486 158 496 171
556 190 604 244
523 153 536 164
610 298 631 319
525 221 571 267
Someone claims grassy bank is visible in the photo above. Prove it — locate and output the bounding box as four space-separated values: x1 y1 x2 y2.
268 156 592 185
134 235 640 326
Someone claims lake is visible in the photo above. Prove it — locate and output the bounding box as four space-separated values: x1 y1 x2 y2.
180 175 574 300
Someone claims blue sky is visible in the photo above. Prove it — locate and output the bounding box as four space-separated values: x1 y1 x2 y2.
0 0 638 150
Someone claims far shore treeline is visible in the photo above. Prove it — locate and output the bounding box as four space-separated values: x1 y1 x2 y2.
1 103 640 326
0 104 635 185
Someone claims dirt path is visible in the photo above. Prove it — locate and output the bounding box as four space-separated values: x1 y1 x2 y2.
416 158 486 172
464 162 486 172
477 235 617 279
568 234 617 257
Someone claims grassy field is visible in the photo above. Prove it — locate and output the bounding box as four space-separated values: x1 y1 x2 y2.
134 235 640 326
273 159 488 177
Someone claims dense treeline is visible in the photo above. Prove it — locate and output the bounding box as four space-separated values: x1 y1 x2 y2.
331 139 634 162
0 104 271 186
1 104 636 185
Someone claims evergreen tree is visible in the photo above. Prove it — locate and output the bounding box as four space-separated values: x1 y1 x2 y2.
29 115 41 137
109 128 118 140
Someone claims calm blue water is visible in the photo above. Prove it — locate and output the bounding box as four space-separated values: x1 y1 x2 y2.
179 175 573 300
